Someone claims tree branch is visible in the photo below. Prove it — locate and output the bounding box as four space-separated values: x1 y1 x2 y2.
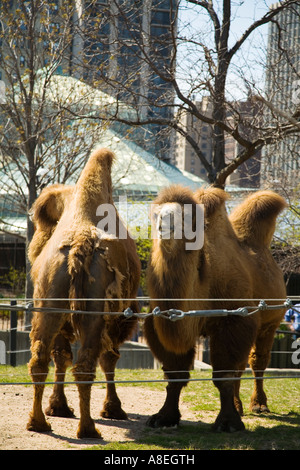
187 0 221 46
228 0 300 61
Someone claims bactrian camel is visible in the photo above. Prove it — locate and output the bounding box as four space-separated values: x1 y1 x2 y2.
27 148 141 438
145 185 286 432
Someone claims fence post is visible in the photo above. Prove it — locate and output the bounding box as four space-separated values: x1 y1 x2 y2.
9 300 17 367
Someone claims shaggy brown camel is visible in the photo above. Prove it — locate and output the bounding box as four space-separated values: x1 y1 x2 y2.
145 185 286 432
27 148 141 438
29 182 139 422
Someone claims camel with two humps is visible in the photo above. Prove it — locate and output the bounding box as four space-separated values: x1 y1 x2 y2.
145 185 286 432
29 182 139 422
27 148 141 438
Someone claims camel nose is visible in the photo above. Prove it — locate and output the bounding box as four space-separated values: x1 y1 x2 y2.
157 207 180 239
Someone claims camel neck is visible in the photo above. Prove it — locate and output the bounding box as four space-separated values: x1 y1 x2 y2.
150 241 200 310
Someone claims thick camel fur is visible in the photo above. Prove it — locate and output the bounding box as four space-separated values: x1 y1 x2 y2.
27 148 141 439
145 185 286 432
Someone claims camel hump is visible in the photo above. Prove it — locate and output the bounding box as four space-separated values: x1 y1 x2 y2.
77 147 115 184
89 147 115 164
229 190 287 248
74 147 115 214
194 187 229 217
30 184 73 229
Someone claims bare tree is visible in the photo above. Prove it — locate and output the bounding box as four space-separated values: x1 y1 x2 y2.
73 0 300 188
0 0 111 296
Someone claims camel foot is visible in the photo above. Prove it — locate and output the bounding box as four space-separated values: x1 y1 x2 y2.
146 411 180 429
212 412 245 433
250 403 270 413
27 414 52 433
45 403 75 418
100 402 128 420
77 423 102 439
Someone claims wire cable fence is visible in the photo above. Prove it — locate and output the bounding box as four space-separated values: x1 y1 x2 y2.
0 296 300 386
1 295 300 323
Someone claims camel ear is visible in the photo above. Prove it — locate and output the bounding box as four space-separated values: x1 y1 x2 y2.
30 184 72 229
194 187 229 218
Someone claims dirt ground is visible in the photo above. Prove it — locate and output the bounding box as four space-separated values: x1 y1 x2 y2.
0 384 198 450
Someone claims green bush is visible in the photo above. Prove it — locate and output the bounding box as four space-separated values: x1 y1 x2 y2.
0 267 26 295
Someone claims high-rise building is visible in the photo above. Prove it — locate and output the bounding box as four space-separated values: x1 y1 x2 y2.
261 2 300 189
174 97 213 181
82 0 177 161
174 96 262 187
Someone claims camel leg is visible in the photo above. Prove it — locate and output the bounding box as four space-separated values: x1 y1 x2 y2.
147 361 193 428
45 333 75 418
99 349 128 420
233 356 249 416
232 373 243 416
72 315 104 439
98 315 137 420
27 311 68 433
209 316 257 432
248 322 280 413
211 370 245 432
144 317 195 428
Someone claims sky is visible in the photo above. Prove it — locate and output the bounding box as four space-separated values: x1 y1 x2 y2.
177 1 274 100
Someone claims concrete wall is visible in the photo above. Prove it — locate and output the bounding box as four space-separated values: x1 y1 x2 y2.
0 330 31 366
0 330 159 369
71 340 160 369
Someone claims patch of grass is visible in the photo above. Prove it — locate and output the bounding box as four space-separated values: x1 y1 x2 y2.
88 368 300 450
1 365 300 450
0 364 30 384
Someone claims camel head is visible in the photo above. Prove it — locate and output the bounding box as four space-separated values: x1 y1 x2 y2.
151 202 183 246
150 185 204 254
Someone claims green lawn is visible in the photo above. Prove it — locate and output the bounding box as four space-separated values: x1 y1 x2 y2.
1 365 300 450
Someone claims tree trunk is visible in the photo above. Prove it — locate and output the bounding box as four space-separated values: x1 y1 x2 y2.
212 60 229 188
25 153 37 327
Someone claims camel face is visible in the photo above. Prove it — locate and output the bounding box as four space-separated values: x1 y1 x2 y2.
151 201 204 252
152 203 183 250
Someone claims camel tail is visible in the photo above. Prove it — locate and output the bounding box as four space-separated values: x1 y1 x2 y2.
229 191 287 248
67 230 114 351
68 230 98 312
